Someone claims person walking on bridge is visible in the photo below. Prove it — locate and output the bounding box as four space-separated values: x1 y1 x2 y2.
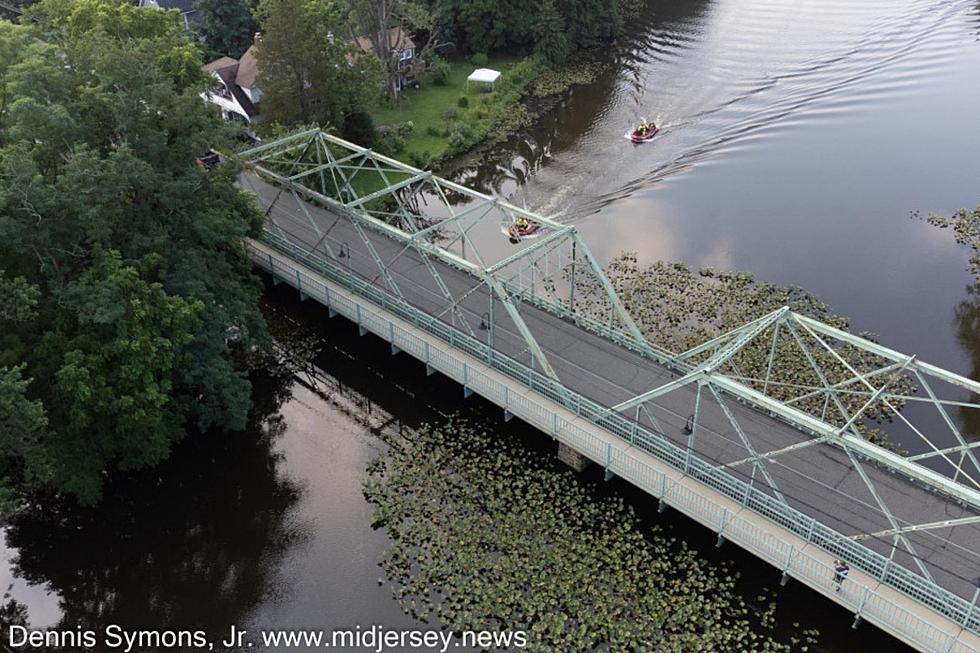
833 559 850 592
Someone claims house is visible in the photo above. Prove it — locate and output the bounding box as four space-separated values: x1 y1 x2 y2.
203 40 262 124
137 0 197 31
355 27 421 94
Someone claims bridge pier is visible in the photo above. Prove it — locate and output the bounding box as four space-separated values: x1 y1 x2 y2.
557 442 590 472
503 409 514 422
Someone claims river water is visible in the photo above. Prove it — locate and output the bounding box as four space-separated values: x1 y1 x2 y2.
3 0 980 650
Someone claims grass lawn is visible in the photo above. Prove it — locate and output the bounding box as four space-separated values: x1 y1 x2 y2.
369 55 524 165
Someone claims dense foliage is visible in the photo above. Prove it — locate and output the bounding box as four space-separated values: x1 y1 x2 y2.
254 0 381 132
365 419 817 651
194 0 259 59
0 0 267 506
427 0 623 64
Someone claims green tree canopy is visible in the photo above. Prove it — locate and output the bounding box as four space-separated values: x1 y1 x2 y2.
195 0 258 59
427 0 621 62
0 0 268 506
254 0 381 130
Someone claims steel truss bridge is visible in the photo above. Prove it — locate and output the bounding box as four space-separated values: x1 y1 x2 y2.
235 129 980 652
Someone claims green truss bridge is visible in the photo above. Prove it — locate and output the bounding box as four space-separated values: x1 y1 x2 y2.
234 129 980 653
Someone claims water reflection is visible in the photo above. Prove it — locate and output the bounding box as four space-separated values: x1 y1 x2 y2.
955 281 980 439
0 371 304 641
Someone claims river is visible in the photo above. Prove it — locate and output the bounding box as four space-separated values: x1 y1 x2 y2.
3 0 979 650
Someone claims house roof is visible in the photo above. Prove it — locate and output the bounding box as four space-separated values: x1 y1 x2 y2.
235 45 259 90
204 56 239 76
204 55 258 119
355 27 415 54
228 83 258 118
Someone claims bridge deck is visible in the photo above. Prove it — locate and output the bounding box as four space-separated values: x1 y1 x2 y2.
243 172 980 605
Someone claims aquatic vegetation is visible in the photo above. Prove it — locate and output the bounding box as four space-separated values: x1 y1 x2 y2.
572 254 913 449
531 61 605 97
929 207 980 278
365 419 818 652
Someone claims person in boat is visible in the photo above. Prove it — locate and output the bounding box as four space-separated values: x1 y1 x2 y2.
515 217 530 232
637 121 649 136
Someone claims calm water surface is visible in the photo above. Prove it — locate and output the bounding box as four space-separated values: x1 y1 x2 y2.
4 0 980 650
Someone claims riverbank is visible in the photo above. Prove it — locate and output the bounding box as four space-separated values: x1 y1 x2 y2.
368 55 606 172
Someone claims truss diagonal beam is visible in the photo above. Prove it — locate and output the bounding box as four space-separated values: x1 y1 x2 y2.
708 385 788 504
847 515 980 541
485 227 575 274
572 232 653 353
721 435 833 469
677 307 787 363
484 276 559 381
793 313 980 395
707 374 980 510
344 171 433 209
914 369 980 481
841 444 936 581
907 441 980 462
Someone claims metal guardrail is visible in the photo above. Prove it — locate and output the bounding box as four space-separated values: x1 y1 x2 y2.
250 233 980 650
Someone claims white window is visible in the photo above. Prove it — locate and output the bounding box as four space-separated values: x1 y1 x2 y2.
399 48 413 62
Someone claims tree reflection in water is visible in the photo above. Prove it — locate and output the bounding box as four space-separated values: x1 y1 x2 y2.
954 280 980 440
0 369 304 641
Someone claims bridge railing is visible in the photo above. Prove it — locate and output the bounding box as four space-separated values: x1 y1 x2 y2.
252 232 980 647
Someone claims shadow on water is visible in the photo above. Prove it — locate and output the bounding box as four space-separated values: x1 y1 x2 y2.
0 369 305 645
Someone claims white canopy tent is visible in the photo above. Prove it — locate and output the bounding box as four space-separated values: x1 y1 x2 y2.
466 68 501 91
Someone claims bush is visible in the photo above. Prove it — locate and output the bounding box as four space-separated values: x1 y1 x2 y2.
373 130 405 156
425 125 441 137
470 52 489 67
431 60 451 86
342 111 375 148
408 150 433 169
457 96 469 108
442 106 458 121
447 122 475 153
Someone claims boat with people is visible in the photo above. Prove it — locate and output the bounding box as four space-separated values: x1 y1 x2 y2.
626 119 658 143
504 216 542 243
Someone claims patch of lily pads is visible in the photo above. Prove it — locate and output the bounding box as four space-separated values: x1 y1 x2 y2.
572 254 913 450
364 418 819 651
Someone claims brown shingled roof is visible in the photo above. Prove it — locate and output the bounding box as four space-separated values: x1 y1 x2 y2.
204 56 239 76
235 45 259 90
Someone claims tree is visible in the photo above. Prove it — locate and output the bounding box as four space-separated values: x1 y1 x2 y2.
37 249 202 503
424 0 622 60
255 0 381 129
533 0 569 65
0 1 269 505
346 0 444 100
194 0 258 59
